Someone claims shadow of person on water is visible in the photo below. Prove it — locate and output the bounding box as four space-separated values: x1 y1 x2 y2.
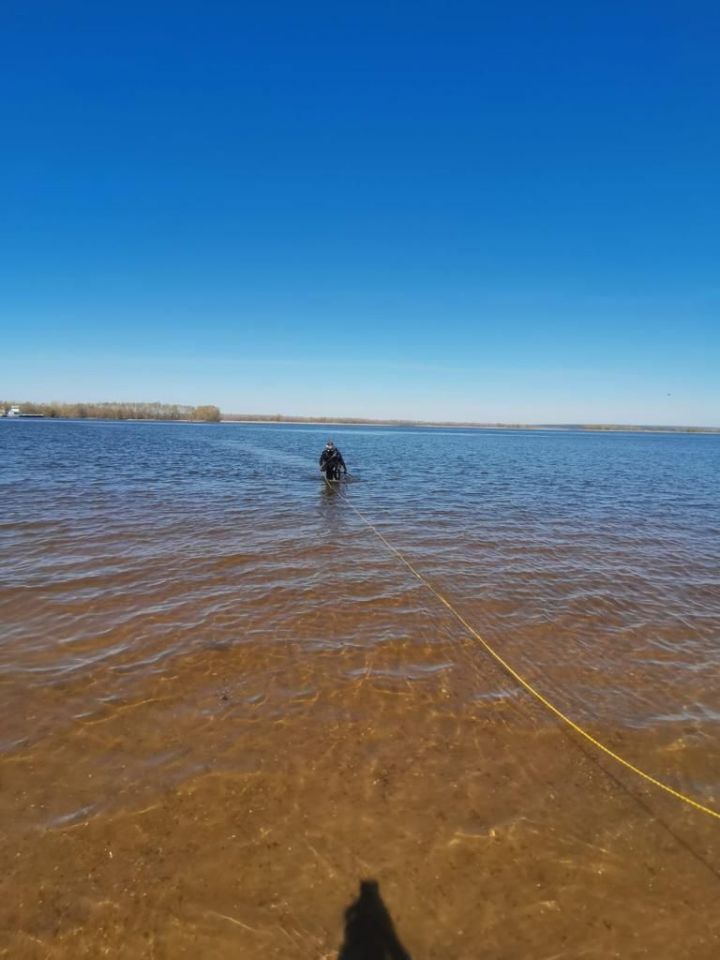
338 880 412 960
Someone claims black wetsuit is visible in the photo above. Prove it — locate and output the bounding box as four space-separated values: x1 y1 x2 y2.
319 446 346 480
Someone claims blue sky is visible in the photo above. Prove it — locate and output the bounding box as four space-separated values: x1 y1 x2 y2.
2 1 719 424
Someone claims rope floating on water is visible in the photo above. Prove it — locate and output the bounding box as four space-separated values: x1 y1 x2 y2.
327 475 720 823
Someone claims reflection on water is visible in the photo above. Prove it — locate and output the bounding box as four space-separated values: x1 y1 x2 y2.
1 420 719 958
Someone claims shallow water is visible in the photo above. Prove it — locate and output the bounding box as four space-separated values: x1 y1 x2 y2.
1 419 719 958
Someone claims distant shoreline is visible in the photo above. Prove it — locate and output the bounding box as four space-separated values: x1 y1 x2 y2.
221 415 720 434
3 406 718 433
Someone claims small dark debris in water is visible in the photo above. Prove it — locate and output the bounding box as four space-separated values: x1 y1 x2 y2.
205 640 232 651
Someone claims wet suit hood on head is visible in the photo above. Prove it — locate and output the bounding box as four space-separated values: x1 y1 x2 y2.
319 442 346 472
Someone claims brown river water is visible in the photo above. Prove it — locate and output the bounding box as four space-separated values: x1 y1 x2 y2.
1 420 719 958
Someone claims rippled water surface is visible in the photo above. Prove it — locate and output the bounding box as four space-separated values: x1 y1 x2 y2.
2 420 720 958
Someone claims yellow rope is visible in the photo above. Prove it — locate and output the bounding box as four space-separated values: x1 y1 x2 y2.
328 476 720 822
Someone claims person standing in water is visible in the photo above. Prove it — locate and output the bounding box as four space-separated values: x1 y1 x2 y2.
319 440 347 481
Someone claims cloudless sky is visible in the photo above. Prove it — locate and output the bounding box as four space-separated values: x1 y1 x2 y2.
2 1 719 424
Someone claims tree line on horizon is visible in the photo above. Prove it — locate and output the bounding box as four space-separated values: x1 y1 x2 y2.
2 403 715 432
221 412 719 432
1 401 221 422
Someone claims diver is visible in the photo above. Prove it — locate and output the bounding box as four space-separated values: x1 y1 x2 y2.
319 439 347 481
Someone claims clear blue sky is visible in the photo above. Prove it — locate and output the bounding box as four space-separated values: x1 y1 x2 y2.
2 1 719 424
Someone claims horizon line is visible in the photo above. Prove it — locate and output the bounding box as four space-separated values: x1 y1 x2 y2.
3 400 718 432
220 413 720 432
